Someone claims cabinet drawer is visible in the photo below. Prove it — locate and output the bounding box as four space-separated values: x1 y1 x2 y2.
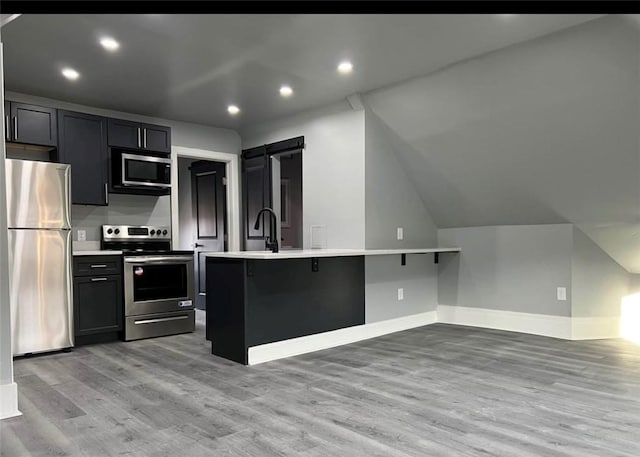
73 256 122 276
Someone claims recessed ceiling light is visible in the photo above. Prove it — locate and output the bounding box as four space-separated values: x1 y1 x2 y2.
61 67 80 81
279 85 293 97
100 36 120 52
227 105 240 115
337 61 353 74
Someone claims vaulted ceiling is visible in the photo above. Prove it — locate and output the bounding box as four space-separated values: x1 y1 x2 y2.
363 15 640 272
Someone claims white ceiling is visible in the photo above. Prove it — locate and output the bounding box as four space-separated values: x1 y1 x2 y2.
1 14 603 129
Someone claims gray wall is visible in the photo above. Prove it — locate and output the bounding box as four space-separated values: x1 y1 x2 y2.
242 101 366 250
365 255 438 323
438 224 574 317
72 194 171 243
363 108 440 323
364 108 437 248
0 41 15 391
629 275 640 294
364 16 640 273
571 227 629 318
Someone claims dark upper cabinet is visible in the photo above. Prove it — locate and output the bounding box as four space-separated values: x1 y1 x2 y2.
7 102 57 146
107 118 140 150
58 110 109 205
107 118 171 153
141 123 171 153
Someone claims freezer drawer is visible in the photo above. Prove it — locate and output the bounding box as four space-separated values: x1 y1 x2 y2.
124 310 195 341
8 229 73 355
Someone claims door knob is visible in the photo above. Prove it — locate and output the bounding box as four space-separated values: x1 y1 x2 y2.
193 243 204 248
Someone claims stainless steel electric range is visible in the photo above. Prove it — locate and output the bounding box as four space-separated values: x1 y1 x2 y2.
102 225 195 341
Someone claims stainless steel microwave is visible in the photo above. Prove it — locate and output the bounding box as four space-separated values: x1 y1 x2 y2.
119 152 171 189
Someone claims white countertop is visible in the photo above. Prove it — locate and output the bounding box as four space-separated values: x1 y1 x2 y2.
204 247 460 260
73 250 123 256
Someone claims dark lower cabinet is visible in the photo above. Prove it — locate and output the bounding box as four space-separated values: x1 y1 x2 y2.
206 256 365 364
58 110 109 205
73 256 123 345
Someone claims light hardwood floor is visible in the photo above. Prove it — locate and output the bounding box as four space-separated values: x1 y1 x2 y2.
2 311 640 457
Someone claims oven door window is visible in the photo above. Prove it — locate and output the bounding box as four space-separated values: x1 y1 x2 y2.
123 156 171 187
133 263 188 302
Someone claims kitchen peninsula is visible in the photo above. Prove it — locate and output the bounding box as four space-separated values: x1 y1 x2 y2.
205 248 460 365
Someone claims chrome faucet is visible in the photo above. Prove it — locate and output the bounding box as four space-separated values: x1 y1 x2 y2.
254 207 279 253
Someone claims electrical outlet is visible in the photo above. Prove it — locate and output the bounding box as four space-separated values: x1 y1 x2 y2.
77 230 86 242
397 288 404 301
557 287 567 301
397 227 404 241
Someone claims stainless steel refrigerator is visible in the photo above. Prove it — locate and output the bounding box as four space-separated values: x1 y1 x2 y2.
5 159 73 355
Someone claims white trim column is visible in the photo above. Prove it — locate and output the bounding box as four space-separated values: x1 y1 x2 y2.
0 42 21 420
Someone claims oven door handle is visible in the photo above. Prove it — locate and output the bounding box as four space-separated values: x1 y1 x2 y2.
134 315 190 325
124 256 194 264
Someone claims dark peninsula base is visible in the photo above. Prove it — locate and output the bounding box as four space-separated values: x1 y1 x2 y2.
205 256 365 364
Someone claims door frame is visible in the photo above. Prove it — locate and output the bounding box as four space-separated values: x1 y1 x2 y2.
170 146 241 252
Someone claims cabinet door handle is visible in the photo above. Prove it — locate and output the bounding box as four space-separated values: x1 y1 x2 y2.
91 277 108 282
137 127 141 148
90 264 107 268
104 183 109 205
4 115 8 141
13 116 17 140
143 128 147 148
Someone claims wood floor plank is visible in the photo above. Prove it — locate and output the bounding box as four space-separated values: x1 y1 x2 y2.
3 313 639 457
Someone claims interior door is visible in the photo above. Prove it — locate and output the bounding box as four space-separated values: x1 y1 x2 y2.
243 152 272 251
190 161 227 309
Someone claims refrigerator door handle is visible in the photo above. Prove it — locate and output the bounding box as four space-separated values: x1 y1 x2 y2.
64 166 72 228
66 229 74 347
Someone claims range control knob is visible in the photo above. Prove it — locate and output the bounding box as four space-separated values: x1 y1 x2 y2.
114 228 120 235
162 229 168 236
157 231 162 236
107 228 113 235
150 230 156 236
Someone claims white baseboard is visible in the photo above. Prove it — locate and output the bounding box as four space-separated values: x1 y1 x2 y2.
437 305 572 339
437 305 621 340
248 306 621 365
0 382 21 420
248 311 438 365
571 316 621 340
